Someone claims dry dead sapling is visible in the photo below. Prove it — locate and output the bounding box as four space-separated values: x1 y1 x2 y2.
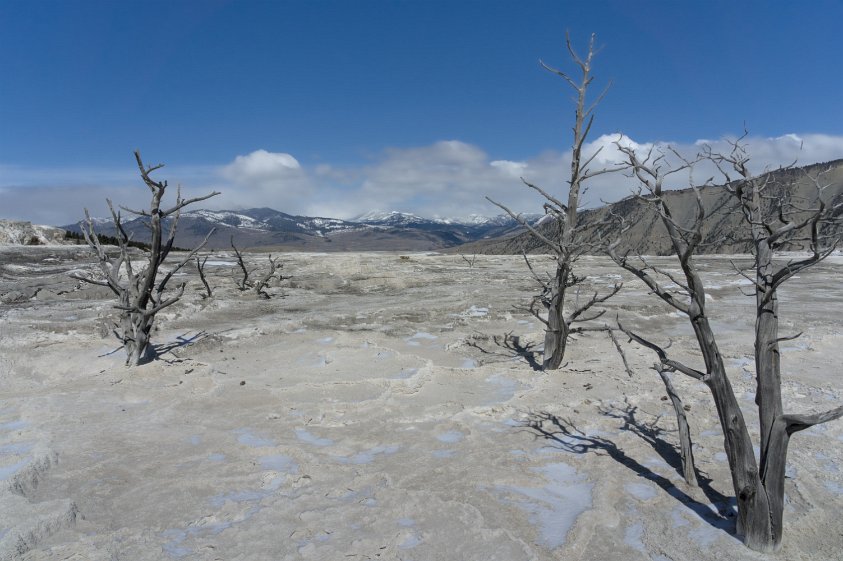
230 237 286 299
487 32 624 370
195 255 212 299
71 151 219 365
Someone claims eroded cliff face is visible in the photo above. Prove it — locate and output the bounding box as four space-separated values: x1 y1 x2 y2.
0 220 67 246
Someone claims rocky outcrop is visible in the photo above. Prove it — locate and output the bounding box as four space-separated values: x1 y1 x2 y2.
0 221 67 246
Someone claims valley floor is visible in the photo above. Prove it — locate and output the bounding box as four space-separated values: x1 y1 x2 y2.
1 247 842 560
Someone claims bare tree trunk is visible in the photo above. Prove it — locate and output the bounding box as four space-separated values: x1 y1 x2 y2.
542 267 569 370
657 369 697 486
196 255 212 299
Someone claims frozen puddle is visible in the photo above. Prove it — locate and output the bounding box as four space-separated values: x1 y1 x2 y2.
334 444 400 464
0 457 31 480
392 367 418 379
483 374 522 405
296 353 330 368
163 455 297 557
295 428 334 447
259 454 299 473
624 520 646 552
0 420 28 431
235 429 275 448
458 305 488 318
436 430 465 443
625 482 658 501
405 332 438 346
492 462 593 549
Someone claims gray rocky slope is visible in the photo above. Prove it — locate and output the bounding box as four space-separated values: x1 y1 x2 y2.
460 159 843 256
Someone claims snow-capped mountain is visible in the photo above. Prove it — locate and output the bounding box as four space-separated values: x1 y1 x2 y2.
61 208 540 251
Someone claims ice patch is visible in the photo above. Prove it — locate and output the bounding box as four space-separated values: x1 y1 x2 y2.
671 507 690 527
259 455 299 474
461 358 478 369
493 462 592 548
161 529 191 558
432 449 455 459
235 429 275 448
0 420 27 431
208 453 226 462
625 482 657 501
0 441 34 455
392 368 418 379
335 444 399 464
405 332 438 346
397 518 415 527
824 481 843 495
484 374 521 405
297 353 329 367
295 428 334 447
316 337 334 345
0 458 30 480
399 533 422 549
188 435 201 446
210 484 281 508
624 521 645 552
465 306 489 317
714 452 728 462
436 430 465 443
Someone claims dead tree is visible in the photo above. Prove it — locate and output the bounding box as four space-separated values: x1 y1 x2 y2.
71 151 219 365
230 237 285 299
487 32 623 370
609 140 843 552
196 255 212 299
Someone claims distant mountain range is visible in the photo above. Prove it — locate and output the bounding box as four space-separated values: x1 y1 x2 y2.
50 159 843 254
61 208 542 251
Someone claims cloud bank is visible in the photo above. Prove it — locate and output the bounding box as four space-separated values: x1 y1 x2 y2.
2 134 842 225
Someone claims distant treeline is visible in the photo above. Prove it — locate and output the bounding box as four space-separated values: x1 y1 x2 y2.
64 230 189 252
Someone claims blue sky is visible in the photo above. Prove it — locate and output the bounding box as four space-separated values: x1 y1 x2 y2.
2 0 842 224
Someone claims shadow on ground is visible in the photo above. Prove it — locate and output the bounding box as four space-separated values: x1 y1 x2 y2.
522 408 737 537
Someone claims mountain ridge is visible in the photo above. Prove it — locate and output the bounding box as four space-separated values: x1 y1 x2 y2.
60 208 542 251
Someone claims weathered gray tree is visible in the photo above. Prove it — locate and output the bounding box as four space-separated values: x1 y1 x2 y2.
609 138 843 551
231 237 285 299
487 32 623 370
71 151 219 365
195 255 213 299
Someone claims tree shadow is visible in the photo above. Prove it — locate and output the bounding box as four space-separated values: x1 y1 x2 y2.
466 331 542 371
523 410 736 536
598 401 734 519
153 331 209 358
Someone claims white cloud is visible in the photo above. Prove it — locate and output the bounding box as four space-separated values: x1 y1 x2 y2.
214 149 313 212
221 150 300 181
2 134 842 225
